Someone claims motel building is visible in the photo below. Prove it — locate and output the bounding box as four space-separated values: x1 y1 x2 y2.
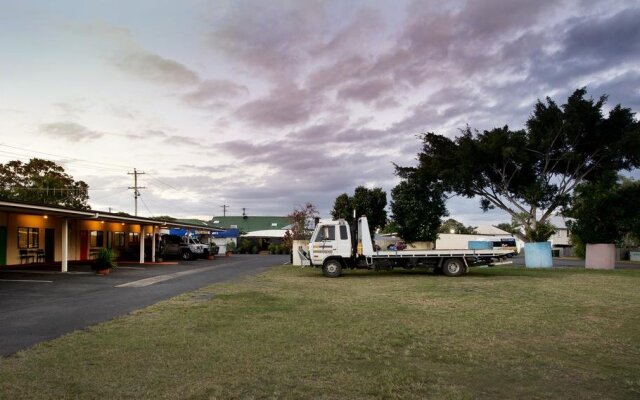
0 199 215 271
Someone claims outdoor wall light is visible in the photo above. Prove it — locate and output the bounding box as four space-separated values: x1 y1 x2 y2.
43 215 48 219
121 222 125 226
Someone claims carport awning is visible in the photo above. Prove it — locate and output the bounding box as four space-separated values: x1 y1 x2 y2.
242 229 288 238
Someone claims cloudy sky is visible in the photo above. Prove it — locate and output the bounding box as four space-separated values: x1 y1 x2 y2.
1 0 639 225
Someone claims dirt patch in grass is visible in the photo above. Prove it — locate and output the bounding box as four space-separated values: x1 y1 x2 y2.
1 266 639 399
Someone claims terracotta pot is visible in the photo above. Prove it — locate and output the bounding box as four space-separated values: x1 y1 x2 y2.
225 251 232 257
207 255 214 260
585 243 615 269
96 268 111 275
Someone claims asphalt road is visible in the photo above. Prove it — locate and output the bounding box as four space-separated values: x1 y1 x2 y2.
0 254 288 357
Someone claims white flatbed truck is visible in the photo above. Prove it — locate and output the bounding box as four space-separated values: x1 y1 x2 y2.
300 217 515 278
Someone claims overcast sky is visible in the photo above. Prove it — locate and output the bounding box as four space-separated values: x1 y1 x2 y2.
1 0 638 225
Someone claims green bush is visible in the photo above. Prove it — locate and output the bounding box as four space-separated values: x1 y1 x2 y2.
268 243 277 254
237 239 252 254
524 222 556 242
225 241 236 253
92 248 117 271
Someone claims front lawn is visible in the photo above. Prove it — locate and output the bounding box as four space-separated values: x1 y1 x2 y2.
1 266 639 399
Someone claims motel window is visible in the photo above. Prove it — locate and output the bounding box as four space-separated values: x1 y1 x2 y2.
129 232 140 244
90 231 104 247
17 227 39 249
114 232 125 248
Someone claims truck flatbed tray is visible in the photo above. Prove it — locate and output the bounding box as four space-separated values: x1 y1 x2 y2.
369 249 514 259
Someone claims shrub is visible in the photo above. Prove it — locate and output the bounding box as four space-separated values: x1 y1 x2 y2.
92 248 117 271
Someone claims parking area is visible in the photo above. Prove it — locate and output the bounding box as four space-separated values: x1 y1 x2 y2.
0 254 289 356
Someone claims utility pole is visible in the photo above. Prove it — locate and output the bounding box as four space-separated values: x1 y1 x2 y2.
127 168 146 216
220 204 229 216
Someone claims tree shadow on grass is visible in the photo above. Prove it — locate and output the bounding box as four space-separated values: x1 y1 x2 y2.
298 266 574 280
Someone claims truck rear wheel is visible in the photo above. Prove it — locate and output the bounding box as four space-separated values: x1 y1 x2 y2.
442 258 466 277
181 250 193 261
322 259 343 278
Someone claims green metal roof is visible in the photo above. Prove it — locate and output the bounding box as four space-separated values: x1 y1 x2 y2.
209 216 291 232
175 218 212 227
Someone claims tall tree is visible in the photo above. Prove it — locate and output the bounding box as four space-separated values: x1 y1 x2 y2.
287 203 319 240
390 170 448 242
0 158 89 209
330 186 388 230
404 88 640 242
565 175 640 250
494 222 520 235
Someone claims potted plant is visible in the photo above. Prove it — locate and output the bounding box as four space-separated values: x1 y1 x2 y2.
523 222 555 268
92 248 117 275
566 178 639 269
225 241 236 257
207 243 219 260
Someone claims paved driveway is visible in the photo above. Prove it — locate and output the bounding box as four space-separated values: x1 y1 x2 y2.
0 254 288 357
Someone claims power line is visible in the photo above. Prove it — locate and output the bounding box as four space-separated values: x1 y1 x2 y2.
0 143 131 170
138 195 155 218
145 172 180 191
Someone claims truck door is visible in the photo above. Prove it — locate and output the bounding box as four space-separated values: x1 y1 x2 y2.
310 225 336 265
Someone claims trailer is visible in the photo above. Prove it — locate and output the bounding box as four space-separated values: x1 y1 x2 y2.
299 217 516 278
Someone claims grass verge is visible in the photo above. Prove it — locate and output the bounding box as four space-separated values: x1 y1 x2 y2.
2 266 639 399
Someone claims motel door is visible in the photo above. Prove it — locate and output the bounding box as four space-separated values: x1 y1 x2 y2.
0 226 6 266
80 230 89 261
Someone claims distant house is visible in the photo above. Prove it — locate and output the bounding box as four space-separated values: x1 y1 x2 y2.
548 216 572 256
209 216 291 252
475 225 512 236
210 216 291 233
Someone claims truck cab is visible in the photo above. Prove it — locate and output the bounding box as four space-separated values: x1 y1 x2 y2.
308 219 352 265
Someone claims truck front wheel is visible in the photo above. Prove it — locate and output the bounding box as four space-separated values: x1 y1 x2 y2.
442 258 466 277
322 259 343 278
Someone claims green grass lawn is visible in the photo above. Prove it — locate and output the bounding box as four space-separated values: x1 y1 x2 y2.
2 266 640 399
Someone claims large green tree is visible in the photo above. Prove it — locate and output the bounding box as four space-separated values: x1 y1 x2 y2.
0 158 89 209
330 186 387 231
566 175 640 250
404 88 640 242
390 170 448 242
